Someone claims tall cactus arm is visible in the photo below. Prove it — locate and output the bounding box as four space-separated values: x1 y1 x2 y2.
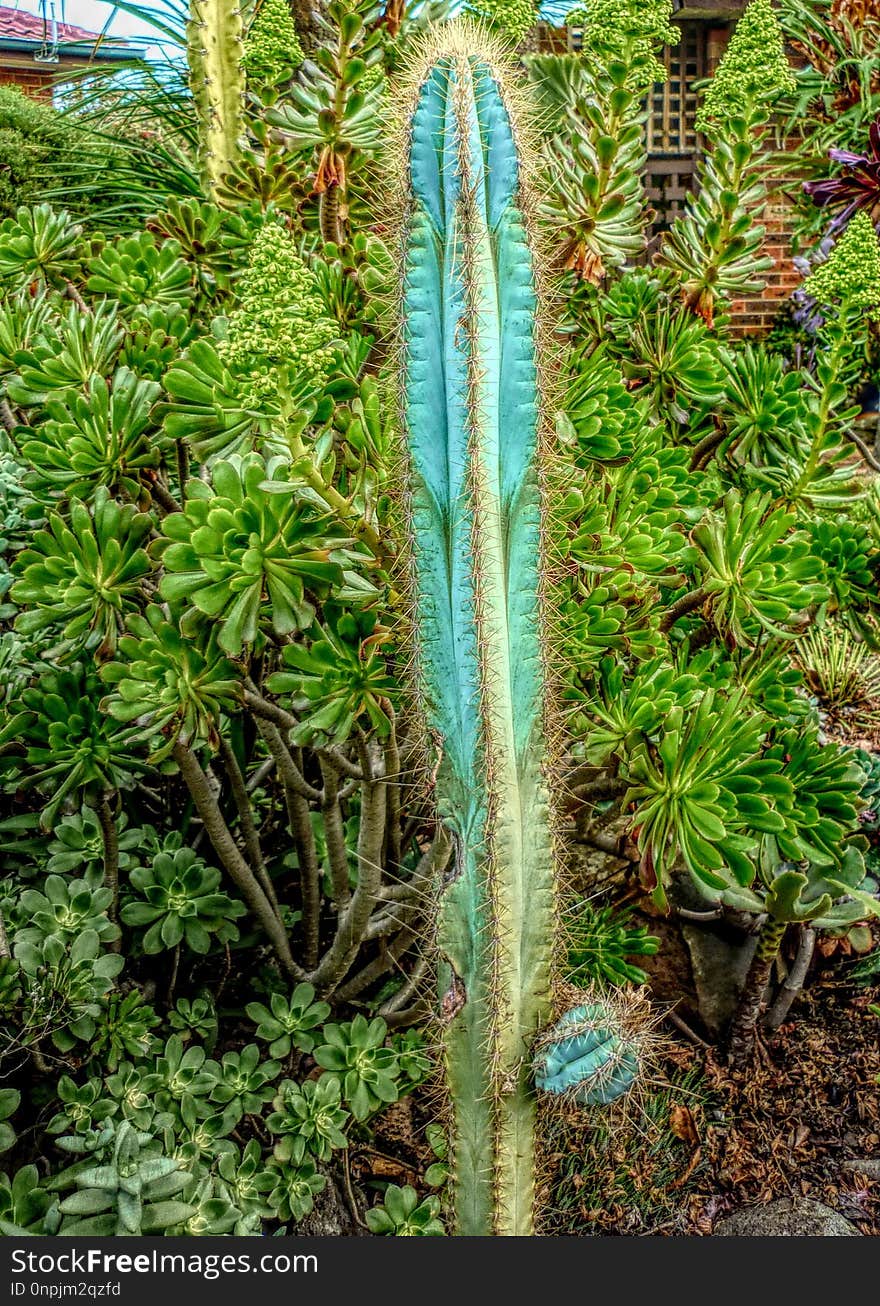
401 35 556 1236
187 0 245 199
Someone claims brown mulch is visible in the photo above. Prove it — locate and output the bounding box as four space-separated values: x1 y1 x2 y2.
692 985 880 1235
351 891 880 1234
351 1088 438 1190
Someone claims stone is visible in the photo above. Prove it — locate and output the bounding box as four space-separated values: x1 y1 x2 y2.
565 834 628 896
714 1197 861 1237
296 1175 364 1236
840 1158 880 1180
666 871 759 1037
679 921 757 1039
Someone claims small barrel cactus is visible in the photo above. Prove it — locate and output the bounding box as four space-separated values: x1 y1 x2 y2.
533 1003 640 1106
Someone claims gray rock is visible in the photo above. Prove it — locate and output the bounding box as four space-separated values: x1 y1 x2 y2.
666 870 759 1036
680 921 757 1038
840 1158 880 1180
714 1198 861 1237
565 835 628 895
296 1175 364 1236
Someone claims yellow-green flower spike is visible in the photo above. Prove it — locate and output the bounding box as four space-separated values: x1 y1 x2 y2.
803 210 880 318
243 0 304 87
696 0 795 134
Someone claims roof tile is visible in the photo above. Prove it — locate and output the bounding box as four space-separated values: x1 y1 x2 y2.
0 5 119 44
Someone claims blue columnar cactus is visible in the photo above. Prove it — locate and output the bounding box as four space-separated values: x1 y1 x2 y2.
400 25 557 1236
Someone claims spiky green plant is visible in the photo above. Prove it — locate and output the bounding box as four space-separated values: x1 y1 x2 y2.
564 901 659 988
657 0 795 324
398 26 627 1237
531 52 648 286
186 0 246 201
799 624 880 712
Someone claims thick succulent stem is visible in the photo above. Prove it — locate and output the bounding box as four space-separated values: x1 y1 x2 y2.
659 585 711 632
401 35 555 1235
307 742 387 994
97 793 121 953
764 924 815 1032
319 758 352 910
186 0 245 201
172 740 301 978
250 716 322 966
334 832 451 1003
318 182 343 247
0 398 17 433
728 917 787 1067
217 733 277 913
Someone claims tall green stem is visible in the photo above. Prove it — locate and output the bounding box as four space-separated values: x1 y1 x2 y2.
401 36 556 1235
187 0 245 201
791 323 850 498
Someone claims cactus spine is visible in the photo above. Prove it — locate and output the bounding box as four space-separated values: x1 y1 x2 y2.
399 27 556 1236
186 0 245 200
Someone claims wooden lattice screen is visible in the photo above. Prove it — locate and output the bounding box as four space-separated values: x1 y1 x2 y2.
644 22 708 239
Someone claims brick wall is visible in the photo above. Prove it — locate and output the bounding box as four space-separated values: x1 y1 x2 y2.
728 166 804 337
0 65 52 95
0 60 55 97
